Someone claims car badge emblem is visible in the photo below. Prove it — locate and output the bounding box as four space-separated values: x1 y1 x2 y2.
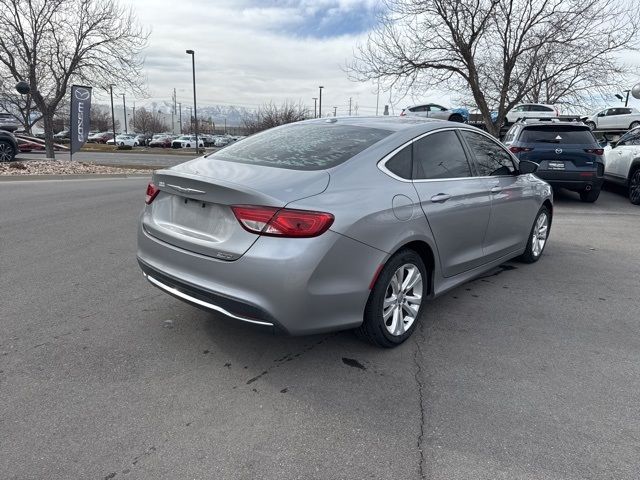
166 184 206 195
555 148 562 154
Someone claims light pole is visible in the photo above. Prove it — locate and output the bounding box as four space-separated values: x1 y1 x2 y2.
186 49 199 152
333 106 337 117
312 97 317 118
318 86 324 118
624 89 631 107
121 93 127 133
178 102 182 133
108 84 117 144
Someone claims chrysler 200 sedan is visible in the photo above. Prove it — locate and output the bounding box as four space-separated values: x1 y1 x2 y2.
137 117 553 347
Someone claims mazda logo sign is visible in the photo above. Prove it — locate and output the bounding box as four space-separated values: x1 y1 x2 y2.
75 88 90 101
555 148 562 154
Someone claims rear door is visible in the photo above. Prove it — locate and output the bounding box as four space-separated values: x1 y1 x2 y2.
461 130 537 260
410 129 492 277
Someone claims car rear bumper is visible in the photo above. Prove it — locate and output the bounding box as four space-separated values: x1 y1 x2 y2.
536 170 603 191
137 215 386 335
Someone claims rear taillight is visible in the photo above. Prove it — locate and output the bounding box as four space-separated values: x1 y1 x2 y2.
584 148 604 155
231 205 334 238
509 146 533 154
145 182 160 204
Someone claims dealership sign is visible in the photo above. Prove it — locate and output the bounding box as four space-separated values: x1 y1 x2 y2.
70 85 92 155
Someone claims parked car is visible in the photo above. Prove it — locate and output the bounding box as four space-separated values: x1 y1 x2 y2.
135 134 152 146
603 126 640 204
53 130 70 139
582 107 640 131
503 118 604 202
87 132 114 143
171 135 204 149
106 134 139 147
149 136 172 148
400 103 469 122
213 135 233 147
137 117 552 347
0 129 18 162
0 113 20 132
505 103 559 125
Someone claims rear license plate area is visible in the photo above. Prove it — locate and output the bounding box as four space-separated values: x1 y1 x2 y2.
547 161 565 170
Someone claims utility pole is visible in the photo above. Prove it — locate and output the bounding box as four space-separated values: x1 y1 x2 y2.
318 86 324 118
187 106 193 132
312 97 317 118
121 93 127 133
186 49 199 152
348 97 352 116
224 118 227 134
624 89 631 107
178 102 182 133
376 78 380 116
108 84 116 143
172 88 176 134
333 106 337 117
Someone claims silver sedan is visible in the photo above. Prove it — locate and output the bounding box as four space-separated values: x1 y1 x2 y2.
137 117 552 347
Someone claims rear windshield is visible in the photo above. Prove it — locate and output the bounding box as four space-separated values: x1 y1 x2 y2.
519 126 596 144
209 123 392 170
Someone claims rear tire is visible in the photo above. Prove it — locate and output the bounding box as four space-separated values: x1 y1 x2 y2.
580 186 601 203
629 169 640 205
630 121 640 130
357 249 427 348
519 206 551 263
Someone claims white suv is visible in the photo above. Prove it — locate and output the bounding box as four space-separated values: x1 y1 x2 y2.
583 107 640 131
505 103 559 125
603 126 640 204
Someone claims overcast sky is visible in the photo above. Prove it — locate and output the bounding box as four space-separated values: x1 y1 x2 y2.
107 0 639 114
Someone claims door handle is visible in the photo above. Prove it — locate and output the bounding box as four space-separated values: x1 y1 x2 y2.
430 193 451 203
490 186 502 193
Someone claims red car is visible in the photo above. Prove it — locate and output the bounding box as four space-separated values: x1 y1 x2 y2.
87 132 115 144
148 136 172 148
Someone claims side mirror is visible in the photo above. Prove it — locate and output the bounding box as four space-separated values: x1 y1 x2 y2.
597 113 605 117
518 160 538 174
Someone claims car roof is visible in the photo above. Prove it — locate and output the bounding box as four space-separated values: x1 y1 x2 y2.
299 116 457 133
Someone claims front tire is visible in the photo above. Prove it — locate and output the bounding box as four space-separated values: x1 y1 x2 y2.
629 169 640 205
586 121 596 130
519 206 551 263
0 140 16 162
357 249 427 348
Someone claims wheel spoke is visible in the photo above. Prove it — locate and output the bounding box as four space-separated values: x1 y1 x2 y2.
401 266 419 291
403 302 419 318
392 308 404 335
383 295 397 308
383 305 394 321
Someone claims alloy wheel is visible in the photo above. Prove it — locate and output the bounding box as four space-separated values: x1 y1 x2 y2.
0 142 15 162
630 170 640 204
382 263 423 336
531 212 549 257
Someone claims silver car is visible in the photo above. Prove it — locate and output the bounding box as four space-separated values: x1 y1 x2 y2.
137 117 553 347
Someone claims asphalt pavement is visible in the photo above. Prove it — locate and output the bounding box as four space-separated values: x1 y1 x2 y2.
1 178 639 480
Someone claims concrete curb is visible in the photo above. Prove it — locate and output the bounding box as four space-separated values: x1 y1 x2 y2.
0 173 152 182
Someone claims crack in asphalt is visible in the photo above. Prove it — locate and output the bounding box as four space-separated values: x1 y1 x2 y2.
413 336 427 480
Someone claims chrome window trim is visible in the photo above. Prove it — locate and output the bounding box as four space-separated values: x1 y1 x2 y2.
144 273 275 327
378 126 516 183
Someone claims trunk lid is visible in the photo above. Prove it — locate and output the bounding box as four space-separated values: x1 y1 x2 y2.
142 158 330 260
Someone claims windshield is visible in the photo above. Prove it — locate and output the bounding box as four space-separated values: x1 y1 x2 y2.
208 123 392 170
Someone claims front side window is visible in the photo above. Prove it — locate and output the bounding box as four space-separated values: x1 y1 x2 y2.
617 130 640 146
413 130 472 180
462 131 516 176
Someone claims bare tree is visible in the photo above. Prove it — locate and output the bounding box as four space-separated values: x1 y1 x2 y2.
132 107 167 134
0 75 43 133
89 106 119 132
0 0 148 158
243 101 308 134
348 0 640 135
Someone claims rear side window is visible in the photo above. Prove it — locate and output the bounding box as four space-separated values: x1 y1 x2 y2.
385 145 412 179
210 124 392 170
618 130 640 146
530 105 553 112
461 131 516 176
519 127 596 144
413 130 471 179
